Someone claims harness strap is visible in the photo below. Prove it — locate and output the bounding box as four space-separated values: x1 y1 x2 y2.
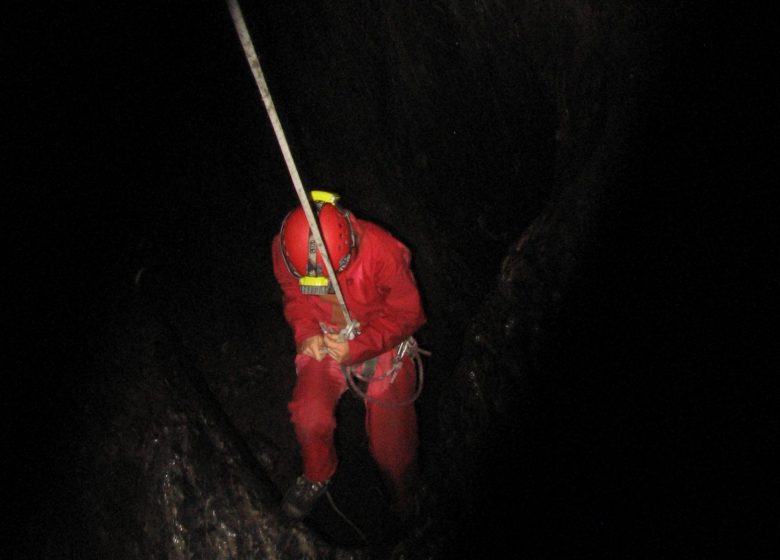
306 228 319 278
341 356 378 382
343 337 430 408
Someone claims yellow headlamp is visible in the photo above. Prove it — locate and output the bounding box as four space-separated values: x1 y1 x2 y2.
310 190 340 204
299 275 331 295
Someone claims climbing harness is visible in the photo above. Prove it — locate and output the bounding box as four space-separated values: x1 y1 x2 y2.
226 0 359 341
345 337 430 408
320 323 430 407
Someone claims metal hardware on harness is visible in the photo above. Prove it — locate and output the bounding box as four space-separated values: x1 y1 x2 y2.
318 323 429 406
319 321 360 345
339 321 360 342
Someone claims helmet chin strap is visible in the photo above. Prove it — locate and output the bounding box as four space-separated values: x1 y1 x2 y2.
227 0 359 340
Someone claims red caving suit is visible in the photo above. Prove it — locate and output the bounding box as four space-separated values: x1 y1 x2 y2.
272 217 426 498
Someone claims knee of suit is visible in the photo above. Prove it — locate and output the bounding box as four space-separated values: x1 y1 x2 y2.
288 399 337 439
369 432 418 476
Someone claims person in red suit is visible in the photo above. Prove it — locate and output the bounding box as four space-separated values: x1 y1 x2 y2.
272 191 426 520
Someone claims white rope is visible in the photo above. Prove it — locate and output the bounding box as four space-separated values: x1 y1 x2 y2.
325 490 368 544
226 0 356 333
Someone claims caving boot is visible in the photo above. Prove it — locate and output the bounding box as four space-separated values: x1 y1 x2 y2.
282 475 330 519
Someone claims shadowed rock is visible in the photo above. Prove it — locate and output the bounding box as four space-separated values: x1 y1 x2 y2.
77 300 366 559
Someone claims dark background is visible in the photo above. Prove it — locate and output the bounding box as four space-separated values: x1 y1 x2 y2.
8 0 777 557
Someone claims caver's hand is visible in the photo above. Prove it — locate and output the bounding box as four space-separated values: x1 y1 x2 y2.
323 333 351 364
298 335 326 361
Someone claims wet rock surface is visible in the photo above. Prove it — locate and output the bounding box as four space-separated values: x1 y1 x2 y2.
10 1 776 558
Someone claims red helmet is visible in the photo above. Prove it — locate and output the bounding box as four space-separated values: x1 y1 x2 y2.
279 192 357 294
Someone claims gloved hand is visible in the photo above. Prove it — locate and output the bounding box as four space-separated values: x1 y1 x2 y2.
298 334 326 361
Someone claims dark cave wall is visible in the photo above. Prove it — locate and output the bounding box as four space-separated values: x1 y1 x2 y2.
10 0 776 557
